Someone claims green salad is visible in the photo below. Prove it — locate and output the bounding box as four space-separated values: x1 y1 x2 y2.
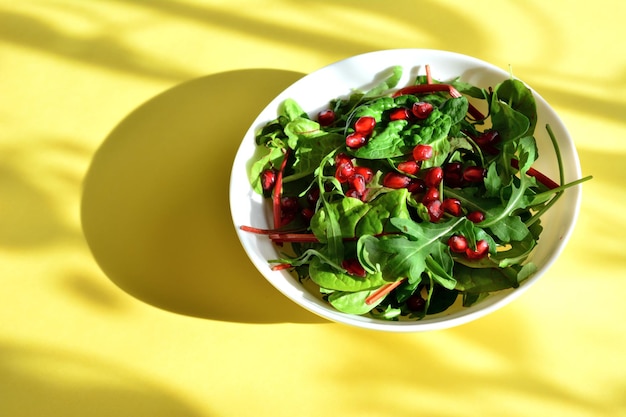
241 65 590 320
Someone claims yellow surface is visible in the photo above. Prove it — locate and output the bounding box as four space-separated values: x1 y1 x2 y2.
1 1 624 416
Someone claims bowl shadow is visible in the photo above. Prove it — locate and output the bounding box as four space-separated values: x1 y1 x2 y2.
81 68 326 324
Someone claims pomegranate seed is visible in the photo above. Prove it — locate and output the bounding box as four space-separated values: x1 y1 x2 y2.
345 188 362 199
475 130 499 147
406 294 426 311
335 153 352 166
342 258 367 277
467 210 485 223
354 116 376 135
463 166 486 183
465 239 489 260
335 161 355 183
354 166 374 183
411 102 434 119
317 109 335 127
448 235 468 253
407 178 426 194
301 207 315 222
306 187 320 207
422 187 439 204
382 172 411 189
281 196 299 213
426 199 443 222
350 174 366 195
389 108 410 121
412 144 433 161
261 169 277 192
280 210 296 227
424 166 443 188
442 198 462 216
346 132 367 149
443 162 463 187
397 160 420 175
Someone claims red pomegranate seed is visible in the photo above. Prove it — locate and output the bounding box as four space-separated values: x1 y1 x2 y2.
389 108 410 121
475 130 499 147
382 172 411 189
448 235 468 253
280 196 299 213
335 160 355 183
406 294 426 311
412 144 433 161
408 178 426 194
443 162 463 187
317 109 335 127
354 166 374 183
301 207 314 222
342 258 367 277
442 197 462 216
426 199 443 222
354 116 376 135
350 173 366 195
412 102 434 119
424 166 443 188
397 160 420 175
261 169 277 192
463 166 486 183
422 187 440 204
465 239 489 260
335 153 352 166
467 211 485 223
306 187 320 207
280 210 297 227
345 188 362 199
346 132 367 149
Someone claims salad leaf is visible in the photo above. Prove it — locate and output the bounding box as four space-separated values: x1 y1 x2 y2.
309 256 386 291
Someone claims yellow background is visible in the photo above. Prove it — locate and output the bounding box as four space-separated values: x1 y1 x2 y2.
1 1 624 416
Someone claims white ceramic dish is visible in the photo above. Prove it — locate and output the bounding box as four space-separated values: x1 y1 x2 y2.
229 49 583 332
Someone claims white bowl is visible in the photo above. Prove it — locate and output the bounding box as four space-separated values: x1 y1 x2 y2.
229 49 583 332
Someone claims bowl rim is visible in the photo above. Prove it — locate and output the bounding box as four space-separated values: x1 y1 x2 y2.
229 48 583 332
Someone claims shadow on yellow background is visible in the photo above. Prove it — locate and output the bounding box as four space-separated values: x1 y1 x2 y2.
0 341 205 417
81 69 326 324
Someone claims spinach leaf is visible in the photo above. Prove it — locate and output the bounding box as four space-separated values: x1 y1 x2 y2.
328 288 383 315
495 78 537 135
310 189 410 239
309 256 386 291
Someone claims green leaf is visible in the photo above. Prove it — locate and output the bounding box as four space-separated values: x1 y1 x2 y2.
309 257 386 292
310 189 410 239
279 98 307 121
364 65 403 97
453 264 519 293
248 146 285 195
495 78 537 135
490 97 530 144
328 288 381 314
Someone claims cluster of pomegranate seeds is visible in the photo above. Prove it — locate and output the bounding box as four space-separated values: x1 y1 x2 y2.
334 153 374 200
447 235 489 260
346 116 376 149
